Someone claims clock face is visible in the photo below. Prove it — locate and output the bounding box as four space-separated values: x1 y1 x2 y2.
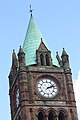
37 78 58 98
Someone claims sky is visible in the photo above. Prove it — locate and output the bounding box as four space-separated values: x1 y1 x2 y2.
0 0 80 119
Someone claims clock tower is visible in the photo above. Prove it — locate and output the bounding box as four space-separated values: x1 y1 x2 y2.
9 13 78 120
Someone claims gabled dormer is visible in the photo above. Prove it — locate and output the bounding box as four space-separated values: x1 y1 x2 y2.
36 38 53 66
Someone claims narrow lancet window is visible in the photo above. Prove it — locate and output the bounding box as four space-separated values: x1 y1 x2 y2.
40 54 44 66
48 112 54 120
58 112 65 120
46 54 50 66
38 112 44 120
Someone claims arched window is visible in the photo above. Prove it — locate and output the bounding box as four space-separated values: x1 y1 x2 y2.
70 109 74 120
16 89 19 107
13 85 17 111
40 54 44 66
48 112 54 120
38 112 44 120
46 54 50 66
18 116 21 120
58 112 65 120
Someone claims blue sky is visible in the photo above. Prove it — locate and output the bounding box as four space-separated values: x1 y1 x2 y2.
0 0 80 119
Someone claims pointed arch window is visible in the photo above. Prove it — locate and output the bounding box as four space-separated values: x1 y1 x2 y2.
16 89 19 107
40 54 44 66
13 85 17 111
48 112 54 120
18 116 21 120
38 112 44 120
70 109 75 120
46 54 50 66
58 112 65 120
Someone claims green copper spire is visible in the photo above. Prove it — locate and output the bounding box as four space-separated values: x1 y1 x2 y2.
23 15 45 66
23 14 59 66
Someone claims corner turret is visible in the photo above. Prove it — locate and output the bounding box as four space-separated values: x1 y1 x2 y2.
9 50 18 88
61 48 71 73
56 52 62 66
12 49 18 69
61 48 76 105
18 46 26 70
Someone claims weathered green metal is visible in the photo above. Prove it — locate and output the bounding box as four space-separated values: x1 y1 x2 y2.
23 15 59 66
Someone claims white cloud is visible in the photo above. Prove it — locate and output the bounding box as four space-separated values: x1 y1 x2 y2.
73 71 80 119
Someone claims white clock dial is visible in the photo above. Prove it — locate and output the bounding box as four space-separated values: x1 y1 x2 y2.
37 78 58 98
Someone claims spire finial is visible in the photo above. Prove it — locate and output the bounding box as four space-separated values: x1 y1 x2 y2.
29 4 33 16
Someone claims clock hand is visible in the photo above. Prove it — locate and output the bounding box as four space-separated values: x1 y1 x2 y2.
47 85 55 89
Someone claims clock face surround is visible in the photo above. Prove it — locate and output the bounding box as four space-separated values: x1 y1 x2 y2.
37 78 58 98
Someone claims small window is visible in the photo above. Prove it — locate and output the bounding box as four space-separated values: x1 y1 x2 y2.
16 89 19 107
40 54 44 66
46 54 50 66
58 112 65 120
38 112 44 120
48 112 54 120
70 109 75 120
18 116 21 120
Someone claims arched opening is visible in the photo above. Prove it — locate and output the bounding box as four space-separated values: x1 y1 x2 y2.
58 112 65 120
48 112 54 120
70 109 75 120
40 54 44 66
13 85 17 111
38 112 44 120
46 54 50 66
18 116 21 120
